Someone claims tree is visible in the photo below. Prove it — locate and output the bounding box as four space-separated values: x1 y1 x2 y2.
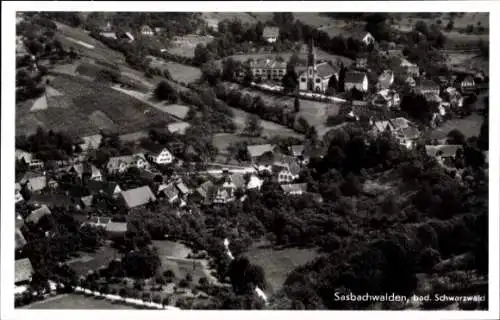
244 114 263 137
327 75 338 95
447 129 466 145
282 70 298 94
294 95 300 113
202 61 222 86
478 119 488 150
193 44 211 66
153 81 178 103
445 20 454 31
122 246 161 279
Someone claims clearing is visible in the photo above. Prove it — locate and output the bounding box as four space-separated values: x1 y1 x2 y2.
202 12 258 25
16 73 174 138
148 56 202 84
65 246 120 277
22 293 134 309
168 34 214 58
427 113 484 141
153 240 193 259
212 133 267 155
244 241 321 294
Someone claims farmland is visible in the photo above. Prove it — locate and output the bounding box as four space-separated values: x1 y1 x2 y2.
53 21 125 64
16 73 174 137
22 294 134 309
244 241 321 294
163 62 202 84
168 34 214 58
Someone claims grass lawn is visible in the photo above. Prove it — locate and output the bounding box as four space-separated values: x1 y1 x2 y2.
202 12 258 25
428 113 484 140
168 34 214 58
66 246 120 277
22 294 135 309
212 133 266 155
245 241 321 294
153 240 192 259
16 73 174 138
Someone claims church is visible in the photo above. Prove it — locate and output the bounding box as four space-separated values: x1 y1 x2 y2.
298 41 338 93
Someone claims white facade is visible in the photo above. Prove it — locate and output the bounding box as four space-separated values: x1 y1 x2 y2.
345 76 369 92
148 148 174 165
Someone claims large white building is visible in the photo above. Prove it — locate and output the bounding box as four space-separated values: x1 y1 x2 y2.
298 41 338 93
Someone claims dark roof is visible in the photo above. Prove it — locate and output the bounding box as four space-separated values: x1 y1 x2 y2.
105 222 128 233
196 181 214 200
345 71 367 84
159 183 179 200
176 181 191 195
15 258 33 283
87 180 120 196
142 143 169 155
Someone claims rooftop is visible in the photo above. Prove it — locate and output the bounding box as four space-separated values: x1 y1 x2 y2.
262 26 280 38
345 71 367 84
121 186 156 209
15 258 34 283
425 145 462 158
27 205 51 224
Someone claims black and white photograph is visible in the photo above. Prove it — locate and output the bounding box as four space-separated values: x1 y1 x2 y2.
1 1 498 319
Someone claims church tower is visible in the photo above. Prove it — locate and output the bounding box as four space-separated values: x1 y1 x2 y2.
307 39 317 91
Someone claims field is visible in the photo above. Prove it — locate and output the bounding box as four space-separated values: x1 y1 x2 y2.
22 294 134 309
201 12 259 25
168 34 214 58
164 62 202 84
66 246 120 277
153 240 192 259
16 73 173 138
222 82 336 135
427 113 484 140
245 241 321 294
212 133 267 155
156 104 191 119
53 21 125 64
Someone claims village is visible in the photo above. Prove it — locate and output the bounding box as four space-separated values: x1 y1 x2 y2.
13 11 489 311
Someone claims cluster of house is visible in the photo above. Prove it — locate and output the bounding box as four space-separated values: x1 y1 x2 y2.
97 21 164 43
370 117 421 149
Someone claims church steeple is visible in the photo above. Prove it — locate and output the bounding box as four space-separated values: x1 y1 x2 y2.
307 39 317 91
307 39 316 67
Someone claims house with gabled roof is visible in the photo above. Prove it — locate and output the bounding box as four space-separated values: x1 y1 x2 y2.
192 180 215 205
353 31 375 46
262 26 280 43
142 144 174 165
26 204 51 224
140 25 154 36
246 174 264 190
418 79 440 95
400 58 420 77
83 216 128 237
15 149 33 164
377 70 394 90
87 180 122 198
79 134 102 152
15 258 34 285
167 121 191 135
15 183 24 203
273 153 301 184
344 71 368 92
20 172 47 193
107 153 149 174
247 144 276 162
69 163 102 182
175 179 191 198
120 186 156 209
425 145 462 163
157 182 180 204
280 183 308 196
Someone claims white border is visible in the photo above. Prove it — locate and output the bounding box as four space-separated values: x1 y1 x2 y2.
1 2 498 320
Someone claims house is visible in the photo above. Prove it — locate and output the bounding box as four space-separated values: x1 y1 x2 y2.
454 75 477 96
193 180 215 205
437 76 449 88
262 26 280 43
120 186 157 209
377 70 394 90
87 180 122 198
297 40 338 93
249 59 287 82
372 89 400 109
355 53 368 69
15 183 24 203
246 174 264 190
212 172 246 204
79 134 102 152
29 159 45 170
26 205 51 224
80 195 94 209
418 80 440 95
425 145 462 163
175 180 192 198
20 173 47 193
273 154 301 184
371 120 395 136
158 182 180 204
107 153 149 174
443 87 464 108
394 126 420 149
280 183 308 196
84 216 128 237
69 163 102 182
400 58 420 77
167 121 191 135
99 32 117 39
344 71 369 92
15 228 27 251
15 149 33 164
405 76 416 89
206 18 219 32
15 258 34 285
142 145 174 165
47 178 59 190
154 27 164 35
247 144 276 162
354 32 375 46
289 145 305 158
140 25 154 36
